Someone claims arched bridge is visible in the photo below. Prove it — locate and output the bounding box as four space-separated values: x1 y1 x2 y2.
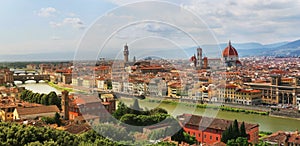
13 74 50 84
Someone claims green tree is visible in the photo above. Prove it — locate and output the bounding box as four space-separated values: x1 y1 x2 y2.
256 141 270 146
232 119 240 139
119 114 137 125
221 126 229 143
227 137 248 146
48 92 61 109
93 123 133 142
171 128 196 145
41 94 49 105
112 102 128 119
222 123 234 143
54 112 61 127
240 122 247 138
149 108 168 115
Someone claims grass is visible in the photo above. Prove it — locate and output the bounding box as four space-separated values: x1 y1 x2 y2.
48 82 73 92
259 131 272 139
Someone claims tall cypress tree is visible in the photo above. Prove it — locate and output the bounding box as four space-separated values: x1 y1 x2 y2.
232 119 240 139
221 128 229 143
222 124 233 143
240 122 247 137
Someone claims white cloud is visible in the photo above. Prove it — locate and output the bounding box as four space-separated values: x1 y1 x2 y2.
105 0 300 43
37 7 57 17
180 0 300 43
50 17 85 29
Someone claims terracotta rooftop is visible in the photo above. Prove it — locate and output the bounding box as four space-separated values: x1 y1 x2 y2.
16 105 59 116
238 89 261 93
263 131 300 145
64 123 91 134
178 114 258 132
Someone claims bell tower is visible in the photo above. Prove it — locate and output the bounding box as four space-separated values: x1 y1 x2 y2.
61 90 69 120
124 43 129 63
197 47 203 69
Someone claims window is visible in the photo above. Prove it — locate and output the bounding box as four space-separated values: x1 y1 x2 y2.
204 134 206 139
216 137 219 141
210 136 212 140
199 133 201 137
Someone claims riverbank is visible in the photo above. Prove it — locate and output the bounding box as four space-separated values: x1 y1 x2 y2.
145 98 270 116
48 82 73 92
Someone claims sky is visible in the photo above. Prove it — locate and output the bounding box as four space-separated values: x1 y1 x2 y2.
0 0 300 60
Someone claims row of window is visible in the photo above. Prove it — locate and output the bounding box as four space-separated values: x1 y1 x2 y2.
187 131 220 141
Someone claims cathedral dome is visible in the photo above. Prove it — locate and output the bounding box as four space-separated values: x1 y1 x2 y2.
222 41 238 57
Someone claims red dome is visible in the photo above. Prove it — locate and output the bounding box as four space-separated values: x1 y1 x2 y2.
222 41 238 57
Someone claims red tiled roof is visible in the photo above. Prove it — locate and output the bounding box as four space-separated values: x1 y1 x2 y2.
178 114 258 131
16 105 59 116
238 89 261 93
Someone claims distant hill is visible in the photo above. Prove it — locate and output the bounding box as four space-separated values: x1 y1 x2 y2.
239 40 300 57
184 40 300 57
0 40 299 62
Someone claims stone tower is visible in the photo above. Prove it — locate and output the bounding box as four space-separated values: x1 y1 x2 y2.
133 56 136 63
61 90 69 120
124 43 129 63
197 47 203 69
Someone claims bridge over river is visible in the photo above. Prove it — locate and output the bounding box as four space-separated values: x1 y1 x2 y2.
13 74 50 84
12 70 50 84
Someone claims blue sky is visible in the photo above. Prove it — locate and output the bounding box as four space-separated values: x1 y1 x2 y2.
0 0 300 60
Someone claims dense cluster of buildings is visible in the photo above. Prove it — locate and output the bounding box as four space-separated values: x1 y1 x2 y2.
1 41 299 110
0 67 13 85
262 130 300 145
0 87 60 122
0 86 115 125
0 41 299 145
68 42 300 110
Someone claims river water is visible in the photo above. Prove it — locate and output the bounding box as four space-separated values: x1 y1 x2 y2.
17 82 299 133
120 98 300 133
16 82 61 94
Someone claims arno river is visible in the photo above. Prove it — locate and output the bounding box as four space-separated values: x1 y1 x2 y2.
19 82 300 133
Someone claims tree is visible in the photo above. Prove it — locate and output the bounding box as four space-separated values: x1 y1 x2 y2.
149 108 168 115
54 112 61 127
222 120 249 143
227 137 248 146
41 94 49 105
221 126 229 143
119 114 137 125
240 122 247 138
232 119 240 139
48 92 61 109
255 141 270 146
92 123 133 142
171 128 196 145
112 102 128 120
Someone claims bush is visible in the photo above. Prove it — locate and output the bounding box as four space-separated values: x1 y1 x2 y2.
41 117 55 124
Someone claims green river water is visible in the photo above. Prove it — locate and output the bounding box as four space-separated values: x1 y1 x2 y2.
121 98 300 133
